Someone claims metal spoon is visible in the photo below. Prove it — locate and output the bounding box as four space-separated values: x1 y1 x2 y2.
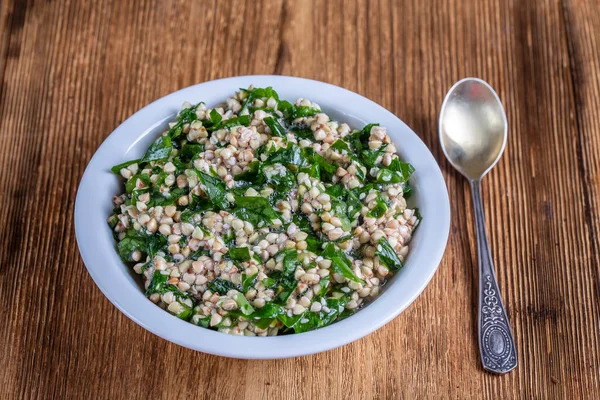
439 78 517 374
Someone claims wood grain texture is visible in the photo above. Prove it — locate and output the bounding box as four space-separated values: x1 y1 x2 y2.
1 0 599 398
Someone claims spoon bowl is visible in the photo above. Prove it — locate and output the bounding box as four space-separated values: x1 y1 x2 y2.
439 78 507 180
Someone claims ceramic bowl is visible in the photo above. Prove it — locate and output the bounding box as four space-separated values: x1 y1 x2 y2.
75 75 450 359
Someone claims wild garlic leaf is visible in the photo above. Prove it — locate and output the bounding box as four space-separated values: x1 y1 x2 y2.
376 237 403 270
111 159 140 174
264 116 286 137
232 196 280 228
141 135 173 163
197 171 229 209
229 247 252 262
322 243 364 283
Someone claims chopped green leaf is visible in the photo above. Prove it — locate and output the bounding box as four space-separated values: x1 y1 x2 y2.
232 196 280 228
197 171 229 209
376 237 403 270
180 197 216 221
241 87 280 110
264 165 295 195
232 292 255 315
111 159 140 174
330 199 352 231
241 273 258 292
374 158 415 184
313 154 336 182
276 276 298 303
412 208 422 234
292 105 320 119
190 248 211 260
196 316 211 328
235 162 266 188
252 302 284 319
147 187 187 207
264 116 286 137
178 143 204 164
305 234 323 253
107 214 118 229
290 126 314 141
325 184 361 231
229 247 251 262
220 114 251 129
145 270 168 296
175 303 194 321
141 135 172 163
146 235 168 258
223 231 235 245
125 173 150 194
347 123 379 154
278 312 303 329
322 243 364 283
206 115 252 133
210 109 222 125
331 140 351 153
207 278 237 295
318 276 330 297
374 169 398 184
361 144 388 167
167 102 202 139
366 194 387 218
299 163 320 179
403 183 412 198
362 123 379 135
254 318 275 330
280 249 300 277
117 229 166 262
262 277 277 288
353 161 366 182
247 302 284 329
117 236 146 262
388 158 415 180
280 294 352 333
277 100 294 119
266 143 309 167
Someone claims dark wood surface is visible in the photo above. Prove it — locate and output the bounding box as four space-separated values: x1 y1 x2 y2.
1 0 599 398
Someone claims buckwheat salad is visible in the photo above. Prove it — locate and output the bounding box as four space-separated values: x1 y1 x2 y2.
108 86 421 336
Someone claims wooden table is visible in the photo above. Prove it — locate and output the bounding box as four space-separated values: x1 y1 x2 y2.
2 0 599 398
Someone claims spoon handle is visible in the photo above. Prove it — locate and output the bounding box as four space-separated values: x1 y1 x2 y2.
470 180 517 374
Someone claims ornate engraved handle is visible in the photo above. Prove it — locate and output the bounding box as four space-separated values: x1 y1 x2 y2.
471 180 517 374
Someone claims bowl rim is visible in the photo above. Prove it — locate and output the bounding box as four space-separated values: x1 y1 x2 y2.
75 75 450 359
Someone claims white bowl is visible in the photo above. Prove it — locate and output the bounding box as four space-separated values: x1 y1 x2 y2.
75 75 450 359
